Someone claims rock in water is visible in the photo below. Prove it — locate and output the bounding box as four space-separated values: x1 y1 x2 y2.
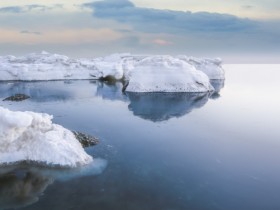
72 131 99 147
3 94 30 101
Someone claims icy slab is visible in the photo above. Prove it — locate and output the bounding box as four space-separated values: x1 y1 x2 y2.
0 107 92 167
0 52 224 92
0 51 99 81
178 56 225 79
93 53 130 80
125 56 214 92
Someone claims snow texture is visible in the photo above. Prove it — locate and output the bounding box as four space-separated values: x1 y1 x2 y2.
0 51 225 92
0 107 93 167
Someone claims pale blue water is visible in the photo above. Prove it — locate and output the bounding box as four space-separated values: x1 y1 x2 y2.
0 65 280 210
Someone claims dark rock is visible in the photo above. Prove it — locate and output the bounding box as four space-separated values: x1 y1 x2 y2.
3 94 30 102
72 131 99 147
122 81 129 92
99 75 125 84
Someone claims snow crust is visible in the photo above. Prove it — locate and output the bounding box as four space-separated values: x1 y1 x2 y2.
0 51 225 92
0 107 92 167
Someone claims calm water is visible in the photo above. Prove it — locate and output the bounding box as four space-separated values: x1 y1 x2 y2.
0 64 280 210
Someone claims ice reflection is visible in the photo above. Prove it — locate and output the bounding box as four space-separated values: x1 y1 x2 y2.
210 80 225 99
0 168 52 210
95 80 224 122
0 81 97 102
0 159 107 210
126 92 210 122
0 79 224 122
126 80 224 122
96 81 128 102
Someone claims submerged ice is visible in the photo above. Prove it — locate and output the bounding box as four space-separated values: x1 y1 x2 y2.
0 51 225 93
0 107 92 167
0 159 107 209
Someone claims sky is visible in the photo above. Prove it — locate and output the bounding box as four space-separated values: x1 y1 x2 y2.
0 0 279 63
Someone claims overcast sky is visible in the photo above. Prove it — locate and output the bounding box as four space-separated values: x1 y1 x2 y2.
0 0 279 63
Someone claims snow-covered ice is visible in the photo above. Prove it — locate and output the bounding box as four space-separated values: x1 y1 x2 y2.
0 51 225 92
0 51 99 81
125 56 214 92
178 56 225 80
0 107 93 167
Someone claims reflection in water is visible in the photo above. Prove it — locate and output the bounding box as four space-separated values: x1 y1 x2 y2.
0 81 97 102
0 168 53 209
96 80 225 122
126 79 224 122
210 80 225 99
96 81 128 102
0 80 224 122
0 159 107 210
127 92 210 122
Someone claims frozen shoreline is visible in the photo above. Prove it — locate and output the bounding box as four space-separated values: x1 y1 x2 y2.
0 52 225 92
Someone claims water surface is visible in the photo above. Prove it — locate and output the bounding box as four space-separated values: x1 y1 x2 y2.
0 64 280 210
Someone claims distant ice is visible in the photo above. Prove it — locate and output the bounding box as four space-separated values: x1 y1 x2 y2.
0 51 225 92
0 107 92 167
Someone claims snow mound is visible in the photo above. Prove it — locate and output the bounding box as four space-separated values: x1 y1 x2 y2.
0 52 225 92
93 53 130 80
0 107 93 167
125 56 214 92
0 51 99 81
178 56 225 79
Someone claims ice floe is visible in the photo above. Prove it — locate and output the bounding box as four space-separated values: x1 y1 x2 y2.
124 56 214 92
177 56 225 80
0 51 225 92
0 107 92 167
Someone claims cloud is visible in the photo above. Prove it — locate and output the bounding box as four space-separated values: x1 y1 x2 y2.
242 5 254 10
84 0 257 34
152 39 173 46
0 28 121 44
20 30 42 35
81 0 280 57
0 6 23 13
0 4 63 13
